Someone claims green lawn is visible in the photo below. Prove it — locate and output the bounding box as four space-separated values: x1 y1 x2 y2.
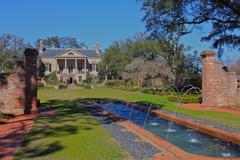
15 86 240 160
38 87 240 129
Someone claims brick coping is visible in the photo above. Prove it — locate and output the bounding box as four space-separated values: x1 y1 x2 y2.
0 108 58 160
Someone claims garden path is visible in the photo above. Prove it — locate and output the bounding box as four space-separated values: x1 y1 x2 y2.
0 108 57 160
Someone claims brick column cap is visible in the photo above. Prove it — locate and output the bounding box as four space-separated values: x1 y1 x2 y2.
201 50 215 58
24 48 39 57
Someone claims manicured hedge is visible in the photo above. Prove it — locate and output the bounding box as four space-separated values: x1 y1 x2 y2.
104 80 126 87
167 94 201 103
112 86 141 92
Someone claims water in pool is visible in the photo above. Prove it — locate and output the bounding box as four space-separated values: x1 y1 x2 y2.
101 103 240 158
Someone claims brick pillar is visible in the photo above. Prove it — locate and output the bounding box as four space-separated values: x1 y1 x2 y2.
24 48 39 114
201 51 217 107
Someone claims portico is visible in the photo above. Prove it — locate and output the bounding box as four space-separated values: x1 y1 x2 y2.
56 58 88 74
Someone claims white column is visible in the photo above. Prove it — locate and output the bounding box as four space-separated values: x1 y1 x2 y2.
75 59 78 73
56 59 59 72
75 59 77 69
65 59 67 73
84 58 87 72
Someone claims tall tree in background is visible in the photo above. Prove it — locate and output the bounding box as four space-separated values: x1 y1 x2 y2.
98 42 131 80
121 33 169 60
0 34 27 73
140 0 240 58
122 57 175 86
36 36 86 48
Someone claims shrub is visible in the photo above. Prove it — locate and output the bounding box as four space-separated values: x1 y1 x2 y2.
83 73 93 84
44 71 59 85
141 88 155 94
37 81 45 88
112 86 141 92
141 80 152 87
59 83 68 89
105 80 126 87
84 84 91 89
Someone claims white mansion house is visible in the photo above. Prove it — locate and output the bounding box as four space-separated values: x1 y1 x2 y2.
39 43 102 84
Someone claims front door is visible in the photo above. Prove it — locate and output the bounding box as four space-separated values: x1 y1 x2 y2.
68 62 74 73
69 77 73 84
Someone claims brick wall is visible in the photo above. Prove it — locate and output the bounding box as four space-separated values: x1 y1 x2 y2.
0 63 25 115
201 51 240 107
0 49 39 115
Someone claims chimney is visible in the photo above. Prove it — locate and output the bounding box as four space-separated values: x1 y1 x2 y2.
96 42 101 54
38 40 44 55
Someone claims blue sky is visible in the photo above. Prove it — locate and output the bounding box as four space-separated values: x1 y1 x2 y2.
0 0 239 61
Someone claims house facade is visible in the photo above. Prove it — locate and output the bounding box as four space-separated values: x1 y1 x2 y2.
39 43 102 84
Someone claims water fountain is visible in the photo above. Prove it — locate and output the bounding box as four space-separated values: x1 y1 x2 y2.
187 129 200 144
181 85 202 103
222 143 232 158
143 104 152 128
158 85 181 102
166 121 177 133
180 84 196 95
181 85 202 145
160 85 180 135
128 102 136 120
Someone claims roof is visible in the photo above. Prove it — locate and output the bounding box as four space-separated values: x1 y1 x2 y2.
41 48 101 58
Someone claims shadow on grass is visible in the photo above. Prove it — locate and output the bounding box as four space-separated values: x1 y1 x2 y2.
15 141 63 159
14 97 165 159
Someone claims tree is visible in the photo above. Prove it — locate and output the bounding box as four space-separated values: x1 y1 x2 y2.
140 0 240 57
37 59 46 79
98 42 131 80
122 57 175 86
0 34 27 73
121 33 169 60
176 51 202 88
36 36 86 48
